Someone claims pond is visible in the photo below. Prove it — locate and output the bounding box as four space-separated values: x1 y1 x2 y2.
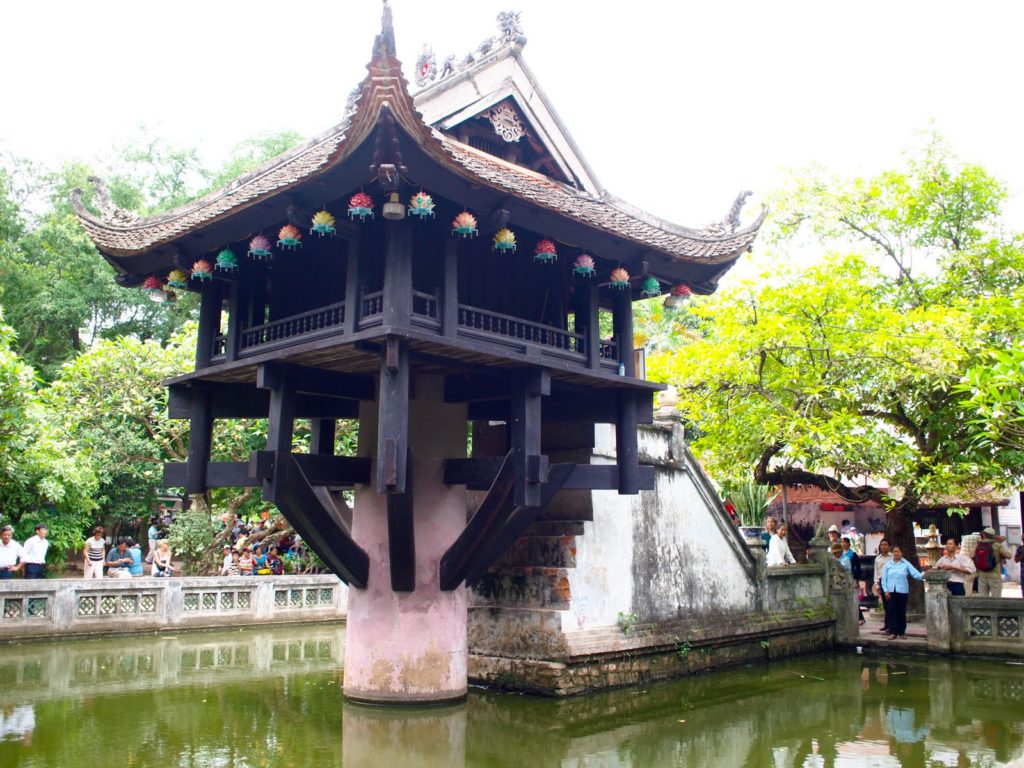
0 623 1021 767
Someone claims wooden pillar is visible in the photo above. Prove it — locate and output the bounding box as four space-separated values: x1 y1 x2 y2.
387 447 415 592
258 364 296 503
185 389 213 494
612 287 635 377
382 219 412 329
226 278 248 362
310 419 336 456
616 390 640 495
510 370 549 506
195 281 222 369
576 279 600 369
376 336 409 494
343 236 361 335
441 238 459 337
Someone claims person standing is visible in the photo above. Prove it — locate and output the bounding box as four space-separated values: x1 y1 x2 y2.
873 539 893 635
973 527 1012 597
935 538 976 596
83 527 106 579
761 517 777 552
767 523 797 567
0 526 23 579
145 517 160 564
20 524 49 579
882 546 924 640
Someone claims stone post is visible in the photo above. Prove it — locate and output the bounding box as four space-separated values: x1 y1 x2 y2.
344 376 469 704
808 535 832 567
924 570 951 654
925 524 942 568
829 560 859 645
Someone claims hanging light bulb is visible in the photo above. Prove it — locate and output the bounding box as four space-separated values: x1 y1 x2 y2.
382 192 405 220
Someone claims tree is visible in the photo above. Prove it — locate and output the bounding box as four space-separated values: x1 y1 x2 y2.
649 137 1024 571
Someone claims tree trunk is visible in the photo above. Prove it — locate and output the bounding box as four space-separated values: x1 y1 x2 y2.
886 502 924 614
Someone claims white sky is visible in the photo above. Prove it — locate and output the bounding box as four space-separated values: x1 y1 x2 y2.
3 0 1023 243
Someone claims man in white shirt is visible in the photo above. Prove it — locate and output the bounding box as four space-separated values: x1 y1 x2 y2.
0 526 23 579
873 538 893 635
21 524 49 579
935 537 976 596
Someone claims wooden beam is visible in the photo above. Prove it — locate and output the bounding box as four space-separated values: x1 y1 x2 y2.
185 389 213 494
443 459 655 492
442 237 459 337
258 362 375 400
169 384 359 420
273 452 370 588
616 390 640 494
164 461 253 489
249 452 372 487
387 447 415 592
467 389 654 424
310 419 336 455
376 336 409 494
343 236 361 335
511 371 545 506
195 280 222 369
439 450 516 591
382 218 412 329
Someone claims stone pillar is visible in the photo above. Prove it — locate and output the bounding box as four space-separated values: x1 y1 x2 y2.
924 570 951 654
343 376 469 704
829 562 859 645
807 536 832 567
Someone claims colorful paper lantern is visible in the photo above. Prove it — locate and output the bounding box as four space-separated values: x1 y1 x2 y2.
534 239 558 264
641 277 661 298
408 191 435 219
493 227 517 252
572 254 595 277
216 248 239 272
451 211 478 238
610 267 630 289
671 283 692 297
277 224 302 250
143 275 166 302
164 289 178 303
310 210 337 237
166 269 190 289
248 235 273 260
348 192 374 221
191 259 214 281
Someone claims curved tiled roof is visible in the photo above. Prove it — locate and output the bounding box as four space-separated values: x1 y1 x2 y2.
75 10 763 268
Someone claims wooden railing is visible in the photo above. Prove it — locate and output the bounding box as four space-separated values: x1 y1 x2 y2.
412 290 440 328
240 301 345 354
457 305 584 356
358 291 384 329
211 335 227 361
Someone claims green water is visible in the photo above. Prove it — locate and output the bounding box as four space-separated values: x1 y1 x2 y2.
1 625 1022 767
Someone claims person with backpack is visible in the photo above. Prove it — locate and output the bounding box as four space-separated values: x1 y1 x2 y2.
974 527 1012 597
935 538 975 596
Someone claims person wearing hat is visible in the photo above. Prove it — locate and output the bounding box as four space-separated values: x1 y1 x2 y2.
0 526 23 579
21 524 49 579
827 525 841 546
975 527 1012 597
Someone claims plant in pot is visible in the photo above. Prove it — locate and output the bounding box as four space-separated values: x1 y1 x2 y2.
721 478 776 541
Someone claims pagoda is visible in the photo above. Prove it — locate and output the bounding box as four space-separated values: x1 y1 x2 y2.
75 5 763 704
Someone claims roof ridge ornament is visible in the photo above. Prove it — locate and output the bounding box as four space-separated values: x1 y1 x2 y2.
71 176 139 226
373 0 397 59
702 191 754 237
414 10 526 91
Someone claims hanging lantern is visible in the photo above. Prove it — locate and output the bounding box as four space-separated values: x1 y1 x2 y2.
610 267 630 289
664 282 692 308
493 227 517 252
451 211 478 238
534 239 558 264
143 276 166 302
310 210 337 237
277 224 302 250
640 276 661 298
572 254 595 278
216 248 239 272
248 234 273 260
348 192 374 221
166 269 190 290
382 192 405 221
408 191 435 219
191 259 214 281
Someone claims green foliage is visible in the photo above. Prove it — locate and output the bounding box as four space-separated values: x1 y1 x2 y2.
617 611 639 637
720 477 775 527
956 347 1024 473
168 498 218 575
202 131 304 193
649 136 1024 536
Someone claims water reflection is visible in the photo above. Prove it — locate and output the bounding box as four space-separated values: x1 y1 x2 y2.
0 624 1021 768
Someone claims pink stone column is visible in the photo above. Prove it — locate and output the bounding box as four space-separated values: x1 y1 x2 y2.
343 375 468 703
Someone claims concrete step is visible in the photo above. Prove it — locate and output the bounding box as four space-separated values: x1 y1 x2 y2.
470 566 574 610
494 534 578 568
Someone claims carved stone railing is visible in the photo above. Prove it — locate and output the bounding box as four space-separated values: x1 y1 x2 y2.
0 575 345 640
925 570 1024 657
239 301 346 355
457 304 584 360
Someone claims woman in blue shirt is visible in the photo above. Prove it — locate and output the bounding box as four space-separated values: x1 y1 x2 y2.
881 547 923 640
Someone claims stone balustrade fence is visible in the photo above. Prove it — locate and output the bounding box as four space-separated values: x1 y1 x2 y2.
925 570 1024 657
0 575 346 640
